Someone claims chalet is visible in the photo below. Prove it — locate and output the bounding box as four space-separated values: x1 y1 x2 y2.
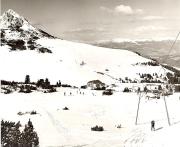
87 80 106 90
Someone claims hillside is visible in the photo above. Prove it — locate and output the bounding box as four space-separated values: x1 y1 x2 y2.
0 10 172 88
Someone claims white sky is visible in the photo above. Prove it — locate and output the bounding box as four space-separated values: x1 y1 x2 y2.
1 0 180 42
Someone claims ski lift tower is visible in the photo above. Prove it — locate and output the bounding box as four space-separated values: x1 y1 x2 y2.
135 31 180 126
135 82 172 126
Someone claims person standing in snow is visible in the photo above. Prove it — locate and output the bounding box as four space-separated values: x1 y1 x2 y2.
151 120 155 131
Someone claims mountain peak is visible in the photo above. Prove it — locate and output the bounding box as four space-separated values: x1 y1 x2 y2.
1 9 56 38
0 9 55 53
1 9 26 29
4 9 20 17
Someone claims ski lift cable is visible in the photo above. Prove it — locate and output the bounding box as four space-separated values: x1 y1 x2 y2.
157 31 180 78
163 32 180 63
126 32 179 93
133 30 179 92
155 31 180 92
158 32 180 126
135 32 180 125
137 31 180 95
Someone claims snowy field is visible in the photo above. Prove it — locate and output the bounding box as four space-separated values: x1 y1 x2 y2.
1 91 180 147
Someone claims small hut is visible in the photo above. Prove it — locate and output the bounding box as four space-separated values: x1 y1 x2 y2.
87 80 106 90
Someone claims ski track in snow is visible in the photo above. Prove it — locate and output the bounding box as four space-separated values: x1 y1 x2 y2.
124 128 146 145
45 110 69 134
1 93 180 147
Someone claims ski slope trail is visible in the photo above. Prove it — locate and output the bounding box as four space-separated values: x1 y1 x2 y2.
124 128 146 145
1 92 180 147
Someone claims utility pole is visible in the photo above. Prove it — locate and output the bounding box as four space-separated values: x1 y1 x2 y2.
163 94 171 126
135 92 141 125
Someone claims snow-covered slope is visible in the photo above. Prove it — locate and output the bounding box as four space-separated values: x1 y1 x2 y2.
1 92 180 147
0 9 170 87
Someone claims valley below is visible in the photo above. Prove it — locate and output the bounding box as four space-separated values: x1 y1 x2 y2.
94 39 180 68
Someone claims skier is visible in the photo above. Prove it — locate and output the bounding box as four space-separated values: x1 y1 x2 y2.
151 120 155 131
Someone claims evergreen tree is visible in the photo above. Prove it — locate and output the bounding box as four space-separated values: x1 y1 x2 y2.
25 75 30 84
21 119 39 146
36 79 44 87
45 78 50 88
1 120 39 147
56 80 61 87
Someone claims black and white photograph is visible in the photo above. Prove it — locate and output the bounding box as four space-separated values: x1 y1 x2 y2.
0 0 180 146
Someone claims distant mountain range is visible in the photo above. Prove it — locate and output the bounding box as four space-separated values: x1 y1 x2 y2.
94 39 180 68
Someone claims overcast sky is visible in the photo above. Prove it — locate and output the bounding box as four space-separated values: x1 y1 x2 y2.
1 0 180 42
